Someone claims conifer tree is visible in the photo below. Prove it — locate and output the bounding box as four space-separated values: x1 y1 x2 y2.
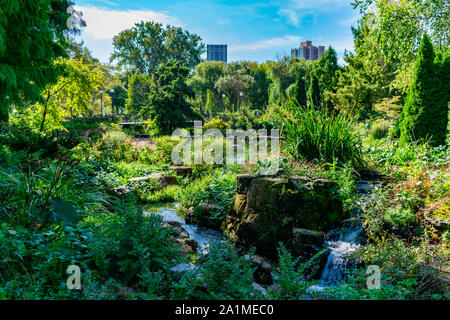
293 75 307 107
0 0 77 122
309 75 321 108
399 34 448 146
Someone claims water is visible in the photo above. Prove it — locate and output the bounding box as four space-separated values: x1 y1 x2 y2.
311 180 380 290
144 203 224 252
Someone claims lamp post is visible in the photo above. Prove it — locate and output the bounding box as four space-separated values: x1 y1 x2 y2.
110 89 115 115
238 92 244 111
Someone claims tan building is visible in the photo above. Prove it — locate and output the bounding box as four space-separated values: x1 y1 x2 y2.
291 41 325 61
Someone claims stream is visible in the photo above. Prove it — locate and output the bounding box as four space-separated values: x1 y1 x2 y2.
144 203 224 252
311 180 380 290
144 180 379 289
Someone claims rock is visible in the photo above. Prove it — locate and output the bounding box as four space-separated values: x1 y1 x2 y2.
170 166 193 178
227 175 343 259
245 255 274 285
291 228 325 257
236 174 257 194
169 263 197 273
177 238 198 255
128 173 178 188
186 203 223 230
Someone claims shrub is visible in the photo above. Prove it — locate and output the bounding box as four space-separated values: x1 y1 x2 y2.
383 206 416 230
398 34 449 147
282 102 364 166
369 119 391 139
95 129 135 162
204 118 229 131
85 205 179 285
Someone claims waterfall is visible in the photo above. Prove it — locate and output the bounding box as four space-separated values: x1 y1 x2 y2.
313 180 380 289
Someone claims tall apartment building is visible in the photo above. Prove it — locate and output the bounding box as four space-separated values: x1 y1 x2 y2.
291 41 325 61
207 44 227 63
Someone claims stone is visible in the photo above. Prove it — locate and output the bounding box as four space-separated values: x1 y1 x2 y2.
128 173 178 188
170 166 193 178
177 238 198 255
226 175 344 259
244 255 274 285
236 174 257 194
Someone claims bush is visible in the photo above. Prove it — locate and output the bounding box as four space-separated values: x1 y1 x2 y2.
369 119 391 139
383 205 416 230
85 204 179 286
0 125 80 158
282 102 364 166
204 118 229 131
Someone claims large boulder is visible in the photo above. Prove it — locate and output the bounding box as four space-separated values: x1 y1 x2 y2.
170 166 193 178
128 173 177 188
226 175 344 259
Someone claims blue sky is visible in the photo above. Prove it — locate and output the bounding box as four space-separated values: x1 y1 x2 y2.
75 0 360 64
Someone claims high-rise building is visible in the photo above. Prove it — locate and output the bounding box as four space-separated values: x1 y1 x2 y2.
207 44 227 63
291 41 325 61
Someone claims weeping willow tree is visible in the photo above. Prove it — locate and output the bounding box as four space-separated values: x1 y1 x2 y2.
0 0 81 122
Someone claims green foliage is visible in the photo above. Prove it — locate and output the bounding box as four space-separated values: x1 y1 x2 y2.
0 0 77 122
369 119 391 139
293 75 307 107
203 118 229 131
170 242 258 299
178 169 237 225
85 206 179 285
125 73 151 116
383 205 416 230
0 125 80 158
282 102 364 166
399 34 449 146
144 61 199 136
309 74 321 107
111 21 204 75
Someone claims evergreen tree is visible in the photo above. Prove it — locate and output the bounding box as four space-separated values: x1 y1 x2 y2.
293 75 307 107
125 73 152 115
399 34 448 146
309 75 321 108
145 61 198 135
0 0 79 122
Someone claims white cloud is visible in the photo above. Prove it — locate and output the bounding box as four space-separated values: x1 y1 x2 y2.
230 35 302 52
76 6 182 40
278 9 300 26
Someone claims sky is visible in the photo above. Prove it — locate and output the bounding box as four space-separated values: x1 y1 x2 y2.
75 0 361 65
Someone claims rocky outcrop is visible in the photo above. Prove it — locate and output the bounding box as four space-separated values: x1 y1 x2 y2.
128 173 178 188
226 174 344 259
170 166 193 178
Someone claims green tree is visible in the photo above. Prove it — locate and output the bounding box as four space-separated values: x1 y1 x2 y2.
110 85 128 115
293 75 307 107
314 47 340 108
144 61 198 135
352 0 449 91
309 74 321 108
125 73 152 116
111 21 204 76
0 0 79 122
189 61 225 113
398 34 448 146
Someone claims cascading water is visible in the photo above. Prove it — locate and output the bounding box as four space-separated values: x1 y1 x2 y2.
313 180 380 288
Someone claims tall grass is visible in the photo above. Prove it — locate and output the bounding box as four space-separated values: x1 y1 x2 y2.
282 101 364 166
